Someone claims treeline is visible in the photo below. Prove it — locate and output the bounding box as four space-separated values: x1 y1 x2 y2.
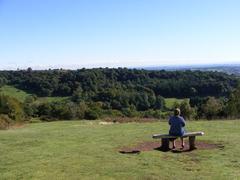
1 85 240 124
0 68 238 98
0 68 240 125
0 94 166 123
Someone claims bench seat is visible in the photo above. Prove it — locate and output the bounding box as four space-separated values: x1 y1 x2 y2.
152 131 204 151
152 131 204 139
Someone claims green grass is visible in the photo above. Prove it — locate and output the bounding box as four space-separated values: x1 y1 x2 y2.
165 98 189 109
0 85 69 103
36 96 70 103
0 85 31 102
0 120 239 179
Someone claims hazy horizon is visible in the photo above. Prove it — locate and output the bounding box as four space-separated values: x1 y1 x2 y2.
0 62 240 71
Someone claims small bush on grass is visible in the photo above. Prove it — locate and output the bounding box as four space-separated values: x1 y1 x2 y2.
0 114 11 130
85 110 99 120
29 118 42 123
0 94 25 121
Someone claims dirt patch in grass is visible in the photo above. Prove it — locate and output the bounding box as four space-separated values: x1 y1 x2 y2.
104 117 159 123
99 121 115 125
0 115 26 130
3 121 26 130
119 140 224 154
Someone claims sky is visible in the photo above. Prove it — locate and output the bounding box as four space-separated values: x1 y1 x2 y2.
0 0 240 69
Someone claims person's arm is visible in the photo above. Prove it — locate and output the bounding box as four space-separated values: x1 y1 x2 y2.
181 118 186 127
168 117 171 125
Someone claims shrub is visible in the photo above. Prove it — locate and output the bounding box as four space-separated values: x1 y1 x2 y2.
226 85 240 118
0 114 11 130
85 110 99 120
29 118 42 123
0 95 25 121
103 109 123 118
122 107 139 117
179 100 197 120
76 102 88 119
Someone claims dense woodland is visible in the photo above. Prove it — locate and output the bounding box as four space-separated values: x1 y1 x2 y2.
0 68 240 125
0 68 237 97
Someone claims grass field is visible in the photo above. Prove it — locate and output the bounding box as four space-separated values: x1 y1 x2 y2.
0 85 69 103
0 85 31 102
0 120 239 179
35 96 70 103
165 98 190 109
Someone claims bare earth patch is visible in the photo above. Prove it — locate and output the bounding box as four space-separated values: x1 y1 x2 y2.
104 117 159 123
99 121 115 125
9 122 26 129
119 140 224 154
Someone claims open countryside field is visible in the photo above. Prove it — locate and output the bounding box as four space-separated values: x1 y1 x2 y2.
0 85 69 103
165 98 190 109
0 85 31 102
0 120 239 179
0 85 188 109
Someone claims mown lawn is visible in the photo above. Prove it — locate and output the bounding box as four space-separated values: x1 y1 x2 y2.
0 120 239 179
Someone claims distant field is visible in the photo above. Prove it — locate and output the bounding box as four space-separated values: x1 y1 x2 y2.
165 98 189 109
0 85 31 102
36 96 70 103
0 85 69 103
0 120 239 179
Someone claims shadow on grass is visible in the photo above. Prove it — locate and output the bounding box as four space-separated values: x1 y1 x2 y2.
119 150 141 154
119 147 194 154
154 146 195 153
119 140 224 154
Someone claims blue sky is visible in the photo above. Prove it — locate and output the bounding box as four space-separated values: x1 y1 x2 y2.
0 0 240 69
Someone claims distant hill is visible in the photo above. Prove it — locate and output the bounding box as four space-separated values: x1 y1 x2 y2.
0 68 239 121
0 68 238 99
143 64 240 76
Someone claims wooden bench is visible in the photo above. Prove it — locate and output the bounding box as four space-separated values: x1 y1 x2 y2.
152 132 204 151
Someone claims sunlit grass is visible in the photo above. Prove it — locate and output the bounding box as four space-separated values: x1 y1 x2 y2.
0 85 31 102
36 96 70 103
0 85 69 103
0 120 239 179
165 98 190 109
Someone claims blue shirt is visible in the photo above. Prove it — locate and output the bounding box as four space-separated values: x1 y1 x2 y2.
168 116 186 136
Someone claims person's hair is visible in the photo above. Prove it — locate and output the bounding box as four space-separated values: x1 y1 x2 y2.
174 108 181 116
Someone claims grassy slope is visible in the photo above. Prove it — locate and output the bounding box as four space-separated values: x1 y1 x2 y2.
0 85 31 102
0 120 239 179
35 97 70 104
0 85 69 103
165 98 190 109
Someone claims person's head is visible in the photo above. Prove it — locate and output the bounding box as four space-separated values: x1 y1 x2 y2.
174 108 181 116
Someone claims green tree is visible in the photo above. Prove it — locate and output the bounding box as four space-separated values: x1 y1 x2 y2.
72 87 83 103
76 102 88 119
0 95 25 121
202 97 223 119
36 102 52 118
226 85 240 118
179 100 197 120
85 110 99 120
154 95 165 110
0 77 7 88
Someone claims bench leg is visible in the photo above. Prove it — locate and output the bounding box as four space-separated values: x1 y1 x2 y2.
189 136 196 150
161 138 170 151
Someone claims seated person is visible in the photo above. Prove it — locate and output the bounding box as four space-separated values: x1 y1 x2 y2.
168 108 186 149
